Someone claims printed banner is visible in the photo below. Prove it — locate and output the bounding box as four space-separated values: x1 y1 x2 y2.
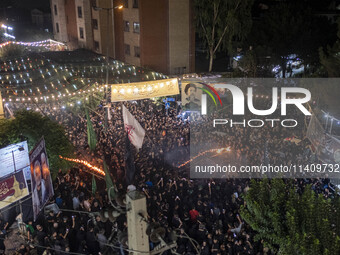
0 170 29 209
181 81 202 111
111 78 179 102
0 141 31 180
29 138 54 221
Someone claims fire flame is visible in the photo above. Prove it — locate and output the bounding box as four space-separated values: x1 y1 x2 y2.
59 155 105 176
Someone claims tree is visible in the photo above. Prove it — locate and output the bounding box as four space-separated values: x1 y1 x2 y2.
0 44 24 60
0 110 74 178
247 1 336 77
319 19 340 77
195 0 253 72
16 26 52 42
241 179 340 255
237 47 257 77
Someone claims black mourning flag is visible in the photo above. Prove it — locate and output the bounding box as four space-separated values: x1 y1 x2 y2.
125 132 136 185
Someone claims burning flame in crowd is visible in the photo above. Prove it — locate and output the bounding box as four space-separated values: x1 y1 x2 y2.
177 147 231 168
59 155 105 176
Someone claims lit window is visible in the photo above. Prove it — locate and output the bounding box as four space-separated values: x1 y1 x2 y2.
124 21 130 32
133 22 140 33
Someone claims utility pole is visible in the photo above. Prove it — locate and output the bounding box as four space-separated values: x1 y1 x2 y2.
92 4 122 129
126 190 150 254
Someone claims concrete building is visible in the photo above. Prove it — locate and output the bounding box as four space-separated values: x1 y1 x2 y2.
50 0 194 75
91 0 115 58
31 8 52 32
64 0 78 50
74 0 94 49
50 0 68 43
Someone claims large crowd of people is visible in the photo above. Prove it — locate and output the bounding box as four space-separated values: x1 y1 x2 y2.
2 94 336 255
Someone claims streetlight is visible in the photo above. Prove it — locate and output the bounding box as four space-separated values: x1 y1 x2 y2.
92 4 123 127
12 146 25 172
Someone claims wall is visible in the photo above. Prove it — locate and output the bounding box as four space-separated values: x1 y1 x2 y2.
168 0 190 75
139 0 168 74
122 0 140 66
75 0 93 49
65 0 78 50
114 0 125 61
50 0 68 42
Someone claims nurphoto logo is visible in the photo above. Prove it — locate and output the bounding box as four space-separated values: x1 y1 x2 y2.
199 84 311 128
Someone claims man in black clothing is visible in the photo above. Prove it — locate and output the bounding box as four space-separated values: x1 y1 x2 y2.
34 224 48 255
86 226 100 254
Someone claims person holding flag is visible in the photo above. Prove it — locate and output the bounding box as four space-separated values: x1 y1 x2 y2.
122 105 146 184
122 105 145 151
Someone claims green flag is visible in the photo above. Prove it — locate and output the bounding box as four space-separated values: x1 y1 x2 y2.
104 161 115 200
85 108 97 151
92 174 97 195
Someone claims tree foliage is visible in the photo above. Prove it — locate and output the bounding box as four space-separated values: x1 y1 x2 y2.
319 19 340 77
0 44 24 60
245 1 336 77
0 110 74 178
195 0 253 72
241 179 340 255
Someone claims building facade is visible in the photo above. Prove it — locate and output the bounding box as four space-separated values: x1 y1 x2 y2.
31 8 52 32
50 0 194 75
50 0 68 43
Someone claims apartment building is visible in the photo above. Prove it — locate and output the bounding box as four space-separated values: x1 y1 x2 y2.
50 0 68 43
50 0 194 75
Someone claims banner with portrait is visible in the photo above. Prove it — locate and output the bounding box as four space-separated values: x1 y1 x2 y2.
29 138 54 221
181 81 202 111
111 78 179 102
0 170 29 209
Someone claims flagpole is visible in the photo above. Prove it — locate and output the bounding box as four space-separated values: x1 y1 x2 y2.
81 168 105 180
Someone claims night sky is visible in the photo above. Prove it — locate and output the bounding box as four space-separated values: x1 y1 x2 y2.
0 0 49 10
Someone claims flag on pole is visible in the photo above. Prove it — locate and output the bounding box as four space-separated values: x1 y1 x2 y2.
103 161 115 200
122 105 145 150
104 105 112 120
85 108 97 151
125 132 136 185
92 174 97 195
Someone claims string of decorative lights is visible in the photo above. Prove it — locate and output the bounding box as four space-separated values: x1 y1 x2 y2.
0 39 66 49
0 64 161 88
1 54 167 101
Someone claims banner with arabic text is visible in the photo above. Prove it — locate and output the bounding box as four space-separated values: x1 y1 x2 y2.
0 170 29 209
